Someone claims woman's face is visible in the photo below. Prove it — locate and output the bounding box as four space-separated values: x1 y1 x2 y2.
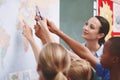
82 17 102 41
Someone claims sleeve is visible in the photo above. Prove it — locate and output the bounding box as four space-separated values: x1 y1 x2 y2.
95 62 110 80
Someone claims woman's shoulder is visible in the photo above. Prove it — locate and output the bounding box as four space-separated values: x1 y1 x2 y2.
95 44 104 58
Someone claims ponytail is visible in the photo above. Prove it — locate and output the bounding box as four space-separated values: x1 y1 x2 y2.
99 36 105 46
54 72 67 80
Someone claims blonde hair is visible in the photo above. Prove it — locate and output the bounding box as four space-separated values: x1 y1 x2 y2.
68 58 92 80
38 43 71 80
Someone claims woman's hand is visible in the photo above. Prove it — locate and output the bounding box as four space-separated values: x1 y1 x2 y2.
47 19 59 34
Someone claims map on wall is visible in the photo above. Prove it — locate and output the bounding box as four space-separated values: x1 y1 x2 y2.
0 0 59 80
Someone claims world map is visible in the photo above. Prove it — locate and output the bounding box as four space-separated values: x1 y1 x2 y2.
0 0 59 80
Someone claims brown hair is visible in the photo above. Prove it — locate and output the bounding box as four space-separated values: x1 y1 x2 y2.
95 16 110 45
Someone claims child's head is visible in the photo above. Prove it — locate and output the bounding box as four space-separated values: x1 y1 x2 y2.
100 37 120 69
68 58 92 80
37 43 71 80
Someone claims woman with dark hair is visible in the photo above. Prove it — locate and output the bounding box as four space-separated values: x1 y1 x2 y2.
82 16 109 59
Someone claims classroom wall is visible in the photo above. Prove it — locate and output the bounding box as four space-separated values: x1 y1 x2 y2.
0 0 60 79
60 0 94 49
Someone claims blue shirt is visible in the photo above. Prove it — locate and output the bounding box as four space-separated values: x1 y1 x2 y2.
82 43 105 80
95 62 110 80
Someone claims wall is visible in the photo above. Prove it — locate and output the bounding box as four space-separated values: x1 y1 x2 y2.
60 0 94 49
0 0 59 79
